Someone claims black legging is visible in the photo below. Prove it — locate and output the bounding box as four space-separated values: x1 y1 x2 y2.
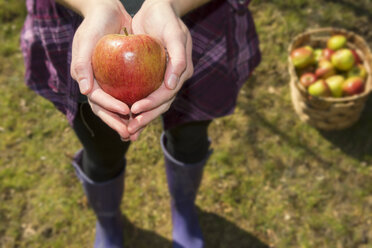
73 102 211 182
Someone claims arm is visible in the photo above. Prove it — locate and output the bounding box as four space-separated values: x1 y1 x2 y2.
58 0 134 139
170 0 211 16
127 0 211 140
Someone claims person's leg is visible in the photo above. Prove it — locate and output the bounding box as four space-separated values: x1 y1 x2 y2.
164 120 212 164
72 102 130 248
161 120 212 248
73 102 131 182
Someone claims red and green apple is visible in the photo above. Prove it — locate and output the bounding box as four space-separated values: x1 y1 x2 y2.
308 79 331 97
92 31 167 106
342 76 365 96
331 48 355 71
291 46 314 69
327 35 347 51
326 75 345 97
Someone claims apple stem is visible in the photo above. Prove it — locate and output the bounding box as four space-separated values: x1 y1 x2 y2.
123 27 129 36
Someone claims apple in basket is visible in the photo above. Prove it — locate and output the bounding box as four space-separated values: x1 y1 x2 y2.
326 75 345 98
351 49 361 64
342 76 365 96
291 46 314 69
331 48 355 71
321 48 335 61
308 79 331 97
327 34 347 51
347 64 367 80
300 72 317 88
313 48 323 63
315 59 336 79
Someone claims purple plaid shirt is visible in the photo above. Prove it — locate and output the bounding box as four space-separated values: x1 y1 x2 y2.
20 0 261 130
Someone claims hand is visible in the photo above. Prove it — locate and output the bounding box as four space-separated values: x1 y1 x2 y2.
70 0 134 140
127 0 194 140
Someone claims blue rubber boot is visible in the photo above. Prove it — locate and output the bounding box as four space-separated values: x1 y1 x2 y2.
72 150 125 248
160 133 212 248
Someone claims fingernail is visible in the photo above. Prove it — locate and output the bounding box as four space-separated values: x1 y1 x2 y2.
167 74 178 90
120 137 130 142
79 79 89 94
128 124 136 134
131 106 138 114
128 117 141 133
131 105 143 115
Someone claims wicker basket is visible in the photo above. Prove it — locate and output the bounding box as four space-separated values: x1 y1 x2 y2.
288 27 372 130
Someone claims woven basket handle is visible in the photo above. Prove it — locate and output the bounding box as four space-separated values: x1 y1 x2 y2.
305 27 369 49
304 27 348 36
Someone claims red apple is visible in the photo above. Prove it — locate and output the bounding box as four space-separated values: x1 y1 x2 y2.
300 72 317 88
327 35 347 51
326 75 345 97
342 76 365 96
351 49 361 64
347 64 367 80
291 47 314 69
321 48 335 61
315 59 336 79
308 79 331 97
92 31 166 106
331 48 355 71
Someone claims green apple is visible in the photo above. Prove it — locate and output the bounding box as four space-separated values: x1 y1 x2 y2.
326 75 345 97
331 48 355 71
347 64 367 80
304 45 314 52
291 46 314 69
327 35 347 50
314 48 323 63
308 79 331 97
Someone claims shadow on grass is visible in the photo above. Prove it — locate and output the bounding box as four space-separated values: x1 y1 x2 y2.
240 88 372 163
122 207 269 248
317 95 372 161
122 214 171 248
199 207 269 248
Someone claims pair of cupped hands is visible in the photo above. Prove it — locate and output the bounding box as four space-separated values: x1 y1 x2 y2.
70 0 194 141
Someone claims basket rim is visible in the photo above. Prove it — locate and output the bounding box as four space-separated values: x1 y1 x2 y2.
288 27 372 102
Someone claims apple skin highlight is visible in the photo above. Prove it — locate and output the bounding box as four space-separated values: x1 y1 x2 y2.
92 33 166 106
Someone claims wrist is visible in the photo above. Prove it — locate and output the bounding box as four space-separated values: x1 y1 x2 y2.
83 0 123 18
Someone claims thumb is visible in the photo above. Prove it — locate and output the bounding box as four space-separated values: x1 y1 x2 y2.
163 21 194 91
162 27 188 90
70 28 95 95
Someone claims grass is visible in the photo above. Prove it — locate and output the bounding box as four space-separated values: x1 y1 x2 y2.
1 0 372 247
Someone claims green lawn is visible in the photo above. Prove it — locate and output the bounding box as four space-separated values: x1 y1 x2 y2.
1 0 372 247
